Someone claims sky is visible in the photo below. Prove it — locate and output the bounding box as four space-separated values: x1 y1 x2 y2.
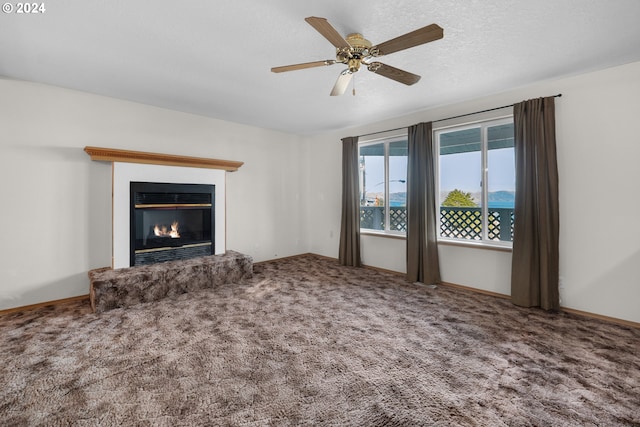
361 147 515 199
361 156 407 195
440 148 516 193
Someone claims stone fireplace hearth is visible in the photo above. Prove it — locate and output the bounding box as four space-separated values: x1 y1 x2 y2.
89 250 253 313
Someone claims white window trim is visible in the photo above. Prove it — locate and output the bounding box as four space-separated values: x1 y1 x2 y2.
434 115 515 249
358 132 408 236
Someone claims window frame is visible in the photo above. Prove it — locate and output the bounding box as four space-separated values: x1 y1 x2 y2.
434 115 515 249
358 133 408 237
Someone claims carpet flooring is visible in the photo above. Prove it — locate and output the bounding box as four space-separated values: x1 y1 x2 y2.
0 254 638 426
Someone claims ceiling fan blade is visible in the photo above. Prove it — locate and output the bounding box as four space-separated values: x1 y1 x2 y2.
330 70 353 96
305 16 351 49
271 60 336 73
372 23 443 56
367 62 421 85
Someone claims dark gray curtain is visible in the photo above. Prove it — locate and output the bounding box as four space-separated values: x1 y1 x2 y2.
406 122 441 284
339 136 361 267
511 97 560 310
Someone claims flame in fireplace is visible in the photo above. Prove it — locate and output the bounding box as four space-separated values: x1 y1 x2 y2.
154 221 180 238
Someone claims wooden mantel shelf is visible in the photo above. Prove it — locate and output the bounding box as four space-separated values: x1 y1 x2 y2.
84 146 243 172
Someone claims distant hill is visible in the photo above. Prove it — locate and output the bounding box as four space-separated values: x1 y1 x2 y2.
389 192 406 203
488 191 515 208
439 190 515 208
488 191 515 203
373 190 514 208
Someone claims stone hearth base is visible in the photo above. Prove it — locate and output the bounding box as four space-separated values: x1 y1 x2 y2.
88 251 253 313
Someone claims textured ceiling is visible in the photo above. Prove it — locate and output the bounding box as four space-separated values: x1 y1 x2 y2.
2 0 640 135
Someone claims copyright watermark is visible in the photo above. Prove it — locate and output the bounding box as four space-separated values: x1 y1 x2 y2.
3 2 46 13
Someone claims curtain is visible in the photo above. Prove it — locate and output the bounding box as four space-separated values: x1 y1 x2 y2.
511 97 560 310
406 122 441 284
339 136 361 267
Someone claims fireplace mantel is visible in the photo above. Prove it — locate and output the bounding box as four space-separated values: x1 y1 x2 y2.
84 146 243 171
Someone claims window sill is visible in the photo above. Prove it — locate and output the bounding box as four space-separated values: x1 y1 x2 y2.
360 230 406 240
437 238 513 252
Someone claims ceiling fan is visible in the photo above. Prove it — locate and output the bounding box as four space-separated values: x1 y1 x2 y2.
271 17 444 96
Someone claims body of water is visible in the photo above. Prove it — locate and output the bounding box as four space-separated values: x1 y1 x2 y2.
488 201 515 209
389 201 514 208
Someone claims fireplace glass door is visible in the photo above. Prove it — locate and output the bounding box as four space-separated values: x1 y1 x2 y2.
130 182 215 266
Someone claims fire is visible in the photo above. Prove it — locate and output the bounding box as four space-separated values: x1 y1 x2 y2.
153 221 180 238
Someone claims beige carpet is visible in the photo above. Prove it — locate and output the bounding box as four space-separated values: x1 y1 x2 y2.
0 254 638 426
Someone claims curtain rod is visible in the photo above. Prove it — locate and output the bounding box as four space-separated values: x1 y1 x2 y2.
357 93 562 139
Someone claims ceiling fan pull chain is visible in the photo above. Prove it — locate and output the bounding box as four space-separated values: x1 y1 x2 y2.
352 74 356 96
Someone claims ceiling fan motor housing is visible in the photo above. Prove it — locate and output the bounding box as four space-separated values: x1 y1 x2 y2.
346 33 372 52
337 33 374 72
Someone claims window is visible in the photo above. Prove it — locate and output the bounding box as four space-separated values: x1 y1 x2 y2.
436 117 515 245
359 136 408 235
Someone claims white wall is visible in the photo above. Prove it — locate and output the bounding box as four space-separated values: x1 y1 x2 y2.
307 61 640 323
2 61 639 323
0 79 307 310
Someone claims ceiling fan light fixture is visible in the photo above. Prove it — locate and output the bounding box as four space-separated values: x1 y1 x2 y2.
330 69 354 96
348 58 361 73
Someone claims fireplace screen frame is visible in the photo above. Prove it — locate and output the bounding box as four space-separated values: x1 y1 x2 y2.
130 181 215 266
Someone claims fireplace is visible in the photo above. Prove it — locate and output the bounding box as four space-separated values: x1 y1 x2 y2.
130 182 215 266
